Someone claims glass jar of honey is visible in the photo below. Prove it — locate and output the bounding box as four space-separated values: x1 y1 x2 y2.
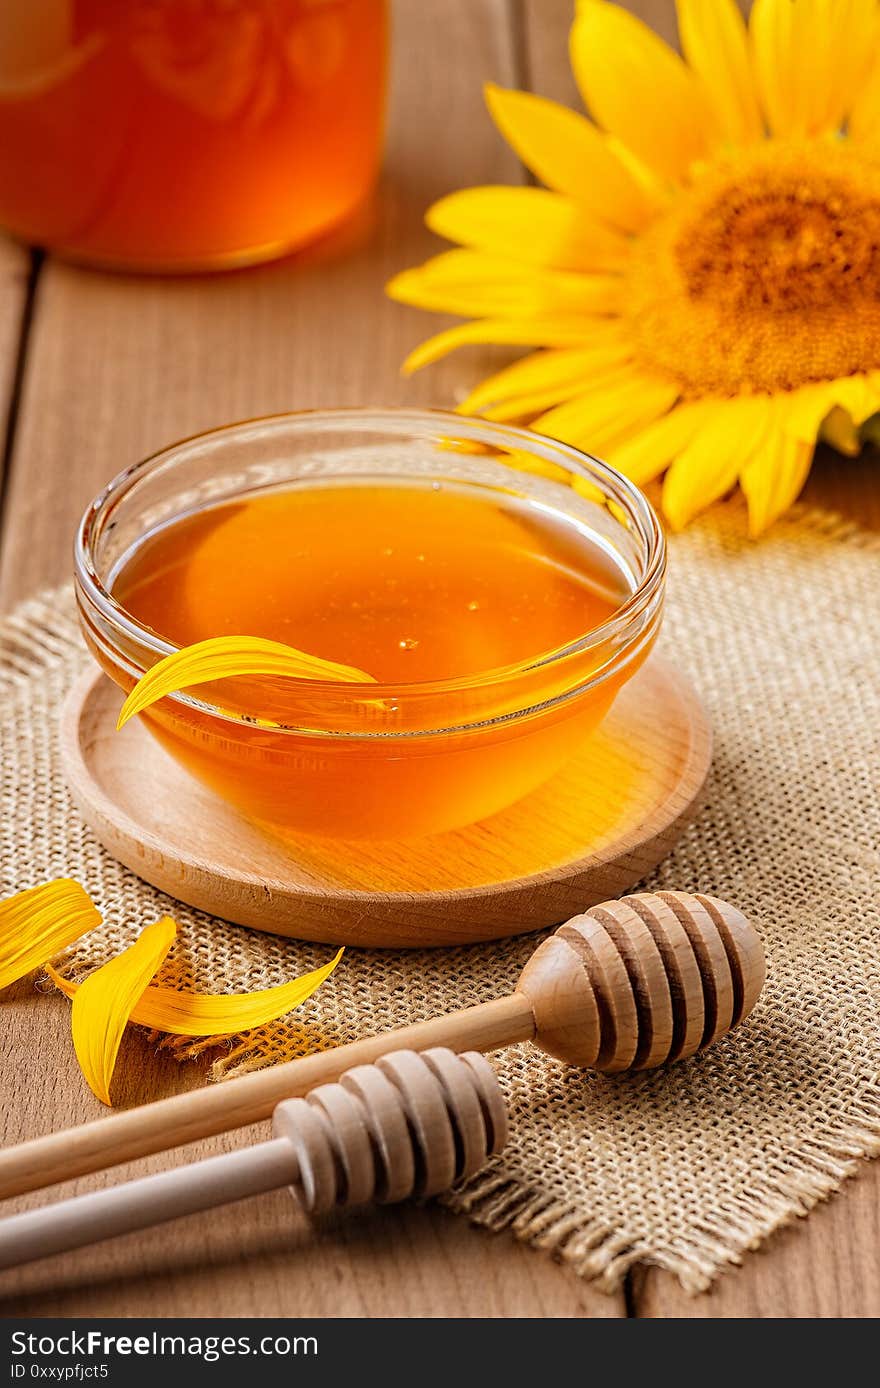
0 0 387 271
75 409 666 840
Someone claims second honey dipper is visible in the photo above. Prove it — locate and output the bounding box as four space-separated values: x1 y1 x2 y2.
0 890 765 1203
0 1049 506 1270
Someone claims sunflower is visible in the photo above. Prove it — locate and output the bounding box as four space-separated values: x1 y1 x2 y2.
387 0 880 533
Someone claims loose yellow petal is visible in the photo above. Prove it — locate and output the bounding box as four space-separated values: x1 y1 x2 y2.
740 425 814 535
533 370 680 454
570 0 717 183
662 395 772 529
426 186 628 274
483 83 660 231
49 948 344 1038
0 880 100 991
400 317 604 374
64 917 177 1105
676 0 764 145
117 636 375 731
460 342 631 414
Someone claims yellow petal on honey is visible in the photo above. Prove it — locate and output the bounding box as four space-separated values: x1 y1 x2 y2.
0 880 100 991
117 635 376 731
48 947 344 1038
60 916 177 1106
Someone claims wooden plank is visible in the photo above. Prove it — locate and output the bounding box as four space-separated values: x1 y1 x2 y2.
0 0 624 1318
636 1164 880 1318
525 0 880 1318
0 1020 615 1318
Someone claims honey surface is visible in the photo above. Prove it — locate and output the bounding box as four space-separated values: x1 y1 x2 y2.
108 480 637 838
0 0 385 267
114 482 628 684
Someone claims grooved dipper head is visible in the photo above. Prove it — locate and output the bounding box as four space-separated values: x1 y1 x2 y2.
272 1047 508 1213
516 891 765 1072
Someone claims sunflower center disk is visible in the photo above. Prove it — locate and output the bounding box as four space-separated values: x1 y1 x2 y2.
626 143 880 396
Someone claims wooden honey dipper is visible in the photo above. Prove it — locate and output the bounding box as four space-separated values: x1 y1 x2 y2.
0 1049 506 1270
0 891 765 1203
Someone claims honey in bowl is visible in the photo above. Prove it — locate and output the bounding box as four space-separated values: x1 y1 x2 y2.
115 484 626 690
0 0 387 270
76 411 665 842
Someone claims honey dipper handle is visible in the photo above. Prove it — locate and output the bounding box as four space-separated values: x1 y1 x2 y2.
0 1139 296 1272
0 994 534 1201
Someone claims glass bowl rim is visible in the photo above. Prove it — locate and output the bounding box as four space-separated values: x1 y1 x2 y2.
74 406 666 736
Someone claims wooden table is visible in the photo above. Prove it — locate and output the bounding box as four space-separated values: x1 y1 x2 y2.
1 0 878 1319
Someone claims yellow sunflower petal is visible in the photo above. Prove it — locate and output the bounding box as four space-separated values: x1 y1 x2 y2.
116 636 375 732
849 47 880 140
783 375 880 443
401 317 606 374
662 395 773 530
819 405 861 456
607 398 717 485
0 880 100 991
48 947 344 1038
483 83 660 231
570 0 716 183
782 380 855 442
388 250 623 320
749 0 802 137
460 342 631 413
740 422 814 535
825 373 880 426
481 380 630 423
750 0 877 138
425 186 628 273
63 916 176 1105
677 0 764 145
532 370 680 454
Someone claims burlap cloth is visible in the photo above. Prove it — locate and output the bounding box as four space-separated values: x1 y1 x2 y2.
1 501 879 1293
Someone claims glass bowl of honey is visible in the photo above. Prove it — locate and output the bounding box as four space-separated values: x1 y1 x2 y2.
0 0 387 271
74 409 665 840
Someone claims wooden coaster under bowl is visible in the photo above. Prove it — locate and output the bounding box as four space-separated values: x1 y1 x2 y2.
60 657 712 947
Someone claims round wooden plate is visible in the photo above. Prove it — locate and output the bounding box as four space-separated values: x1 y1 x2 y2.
60 658 712 947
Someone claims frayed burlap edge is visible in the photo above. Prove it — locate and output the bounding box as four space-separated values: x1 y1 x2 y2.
444 1084 880 1293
